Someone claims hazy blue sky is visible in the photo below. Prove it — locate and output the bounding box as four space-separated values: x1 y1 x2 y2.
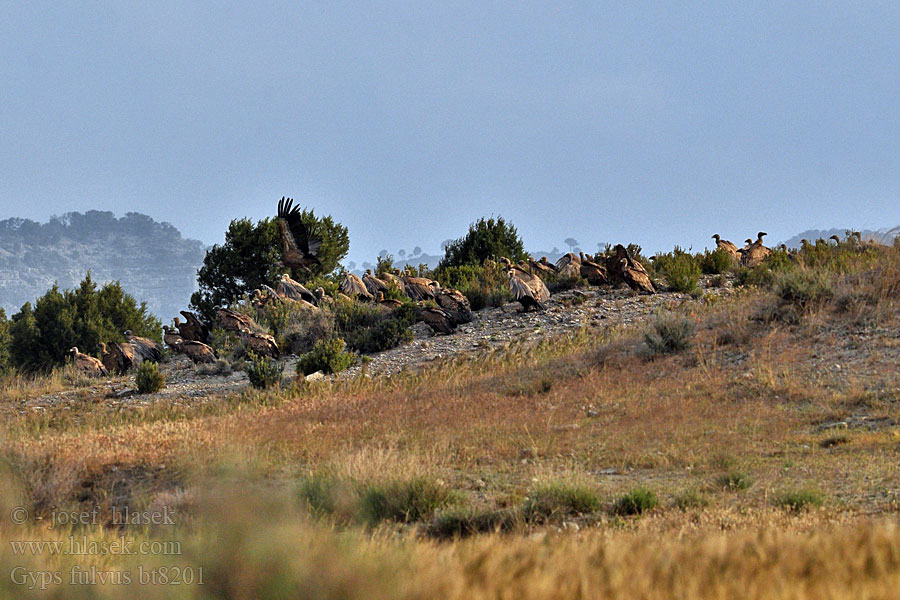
2 2 898 263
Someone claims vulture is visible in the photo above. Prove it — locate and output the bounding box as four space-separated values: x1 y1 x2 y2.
530 256 557 275
162 325 183 350
277 273 317 304
579 252 608 286
711 234 740 259
419 306 457 335
606 245 655 293
741 232 770 268
362 270 390 296
376 291 404 310
216 308 258 334
314 287 334 307
70 347 107 377
241 331 279 358
555 253 581 278
100 342 135 375
276 197 322 271
124 330 163 362
381 269 406 293
178 311 212 344
250 287 279 309
175 340 216 364
402 273 439 302
502 258 550 312
828 235 841 247
436 288 473 324
340 272 374 301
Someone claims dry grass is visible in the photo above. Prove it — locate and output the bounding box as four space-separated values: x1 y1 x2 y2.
1 246 899 597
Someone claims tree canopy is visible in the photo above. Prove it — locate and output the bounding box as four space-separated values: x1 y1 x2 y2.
438 216 528 270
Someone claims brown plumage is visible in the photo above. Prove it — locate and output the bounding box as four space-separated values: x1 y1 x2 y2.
175 340 216 364
216 308 257 334
70 347 107 377
402 274 439 302
241 331 279 358
606 245 655 293
741 232 770 268
178 311 212 344
382 270 406 294
362 270 390 296
436 288 473 324
419 306 456 335
277 273 317 304
100 342 135 375
276 197 322 271
555 253 581 278
579 252 608 286
711 234 740 259
124 330 163 362
530 256 557 275
163 326 183 350
501 258 551 310
340 272 374 301
376 291 404 310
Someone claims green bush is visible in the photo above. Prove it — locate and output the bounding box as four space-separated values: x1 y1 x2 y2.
522 482 602 522
774 489 824 512
334 301 415 354
438 216 528 270
428 508 519 539
246 352 284 389
717 471 752 491
0 309 10 376
643 313 695 355
433 263 511 311
699 248 736 274
135 360 165 394
358 477 459 525
656 249 701 293
776 270 834 308
672 488 709 510
613 487 658 516
296 337 354 376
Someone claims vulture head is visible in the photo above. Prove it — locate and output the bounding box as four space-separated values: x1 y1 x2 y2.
712 234 721 241
69 347 79 356
829 235 840 244
757 232 767 241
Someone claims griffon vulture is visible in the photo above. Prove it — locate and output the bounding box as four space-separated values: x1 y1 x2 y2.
70 347 107 377
277 197 322 271
124 331 163 362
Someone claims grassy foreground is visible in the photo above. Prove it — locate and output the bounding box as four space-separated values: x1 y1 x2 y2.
2 242 900 598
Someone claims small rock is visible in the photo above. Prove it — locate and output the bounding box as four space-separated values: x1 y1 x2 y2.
305 371 325 382
816 421 848 432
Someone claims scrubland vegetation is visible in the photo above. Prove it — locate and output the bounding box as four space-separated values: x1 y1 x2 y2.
1 235 899 598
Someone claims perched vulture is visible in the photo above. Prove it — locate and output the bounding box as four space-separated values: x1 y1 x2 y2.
741 232 770 268
362 270 390 296
579 252 608 286
436 288 473 324
70 347 107 377
711 234 740 259
402 274 438 302
162 326 183 350
216 308 257 334
277 273 317 304
555 253 581 278
376 291 404 310
828 235 841 246
100 342 135 375
276 197 322 271
507 270 548 312
607 245 655 293
241 331 279 358
382 270 406 294
340 272 374 301
314 287 334 307
419 306 457 335
530 256 557 275
175 340 216 364
124 330 163 362
178 311 212 344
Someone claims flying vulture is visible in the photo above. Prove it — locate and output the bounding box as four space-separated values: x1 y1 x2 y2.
70 347 107 377
277 197 322 271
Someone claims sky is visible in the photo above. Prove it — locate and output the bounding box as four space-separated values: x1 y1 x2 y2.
2 1 899 264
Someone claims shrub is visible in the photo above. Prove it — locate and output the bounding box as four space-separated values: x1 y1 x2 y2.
657 250 701 293
296 338 354 376
717 471 752 491
699 248 736 274
643 313 695 355
613 487 658 516
673 488 710 510
135 361 165 394
334 301 415 354
246 353 284 389
197 359 232 377
776 269 834 308
774 489 824 512
438 216 529 270
428 508 519 539
358 477 459 525
522 482 602 522
434 263 511 311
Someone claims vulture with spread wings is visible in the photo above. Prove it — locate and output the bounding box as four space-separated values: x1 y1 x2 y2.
277 197 323 271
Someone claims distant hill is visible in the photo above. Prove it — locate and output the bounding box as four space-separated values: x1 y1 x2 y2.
781 226 899 249
0 211 206 321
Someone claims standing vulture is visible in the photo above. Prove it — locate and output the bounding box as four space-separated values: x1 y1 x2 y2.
124 331 163 362
70 347 107 377
162 326 183 350
579 252 608 286
606 245 655 293
277 273 317 304
376 292 404 310
555 253 582 278
402 272 439 302
178 311 212 344
175 340 216 364
502 258 550 312
101 342 136 375
241 331 279 358
216 308 258 334
340 272 374 301
277 197 322 271
362 270 390 297
530 256 557 275
436 288 473 324
711 234 740 259
741 232 770 268
419 306 457 335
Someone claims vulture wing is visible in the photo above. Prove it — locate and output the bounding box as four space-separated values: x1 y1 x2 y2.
278 197 323 263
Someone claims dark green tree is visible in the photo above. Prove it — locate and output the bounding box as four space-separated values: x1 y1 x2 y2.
7 274 160 373
0 309 11 376
438 216 529 270
190 209 349 321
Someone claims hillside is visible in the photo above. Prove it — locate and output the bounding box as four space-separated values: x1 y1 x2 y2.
0 211 206 320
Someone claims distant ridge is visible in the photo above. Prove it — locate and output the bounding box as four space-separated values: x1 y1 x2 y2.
781 225 899 249
0 211 206 320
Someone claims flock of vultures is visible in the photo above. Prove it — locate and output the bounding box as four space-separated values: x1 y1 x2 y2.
69 199 783 378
